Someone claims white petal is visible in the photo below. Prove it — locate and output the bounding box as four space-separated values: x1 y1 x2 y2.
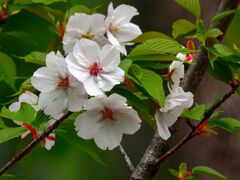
45 133 55 150
74 111 102 139
169 61 184 86
98 67 124 91
31 67 58 93
83 95 106 111
66 13 91 33
9 102 21 112
62 32 80 54
45 51 67 75
38 90 67 116
108 4 139 25
94 121 122 150
84 76 104 96
19 91 38 105
73 39 101 65
155 111 171 140
100 44 121 71
114 108 141 134
66 53 90 82
89 13 106 35
107 93 127 108
67 83 88 112
176 52 186 61
107 30 120 47
116 23 142 43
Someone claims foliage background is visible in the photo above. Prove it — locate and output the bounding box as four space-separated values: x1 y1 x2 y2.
0 0 239 179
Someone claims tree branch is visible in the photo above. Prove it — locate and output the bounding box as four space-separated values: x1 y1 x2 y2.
131 0 240 179
0 111 73 176
118 144 135 172
157 85 238 163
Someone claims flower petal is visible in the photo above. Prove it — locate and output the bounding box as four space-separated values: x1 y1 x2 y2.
89 13 106 35
116 23 142 43
66 53 90 82
66 13 91 33
19 91 38 105
94 121 122 150
100 44 120 71
73 39 101 65
84 76 104 96
31 67 58 92
9 102 21 112
155 111 171 140
98 67 124 91
45 51 67 75
75 111 102 139
38 90 67 116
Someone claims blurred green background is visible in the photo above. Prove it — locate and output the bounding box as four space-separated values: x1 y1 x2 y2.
0 0 240 179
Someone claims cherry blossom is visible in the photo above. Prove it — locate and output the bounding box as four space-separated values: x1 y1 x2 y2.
66 39 124 96
74 94 141 150
31 51 88 117
155 86 193 140
105 3 142 55
62 13 107 54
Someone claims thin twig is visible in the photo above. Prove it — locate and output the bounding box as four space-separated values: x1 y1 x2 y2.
0 111 73 176
157 86 238 163
118 144 135 172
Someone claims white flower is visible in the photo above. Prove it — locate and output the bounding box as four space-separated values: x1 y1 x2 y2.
74 94 141 150
63 13 107 54
167 47 188 86
155 86 193 140
66 39 124 96
105 2 142 55
31 51 88 117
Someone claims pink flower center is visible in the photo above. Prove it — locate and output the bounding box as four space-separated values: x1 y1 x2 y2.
58 75 69 89
89 62 101 76
101 107 114 120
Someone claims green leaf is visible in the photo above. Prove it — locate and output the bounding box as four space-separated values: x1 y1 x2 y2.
0 103 36 123
211 9 238 24
168 168 178 177
0 52 16 89
135 61 169 70
196 19 206 44
172 19 196 39
30 0 67 5
182 104 206 121
208 60 233 83
128 38 181 59
0 127 26 144
213 44 232 57
119 59 132 73
192 166 227 180
175 0 201 18
2 173 17 178
210 117 240 133
18 51 46 65
132 31 174 43
206 28 223 38
129 68 165 106
179 162 187 174
0 117 7 128
128 64 143 80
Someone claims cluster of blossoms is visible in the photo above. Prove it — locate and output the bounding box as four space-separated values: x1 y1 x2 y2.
10 3 195 150
29 3 142 150
155 42 194 140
